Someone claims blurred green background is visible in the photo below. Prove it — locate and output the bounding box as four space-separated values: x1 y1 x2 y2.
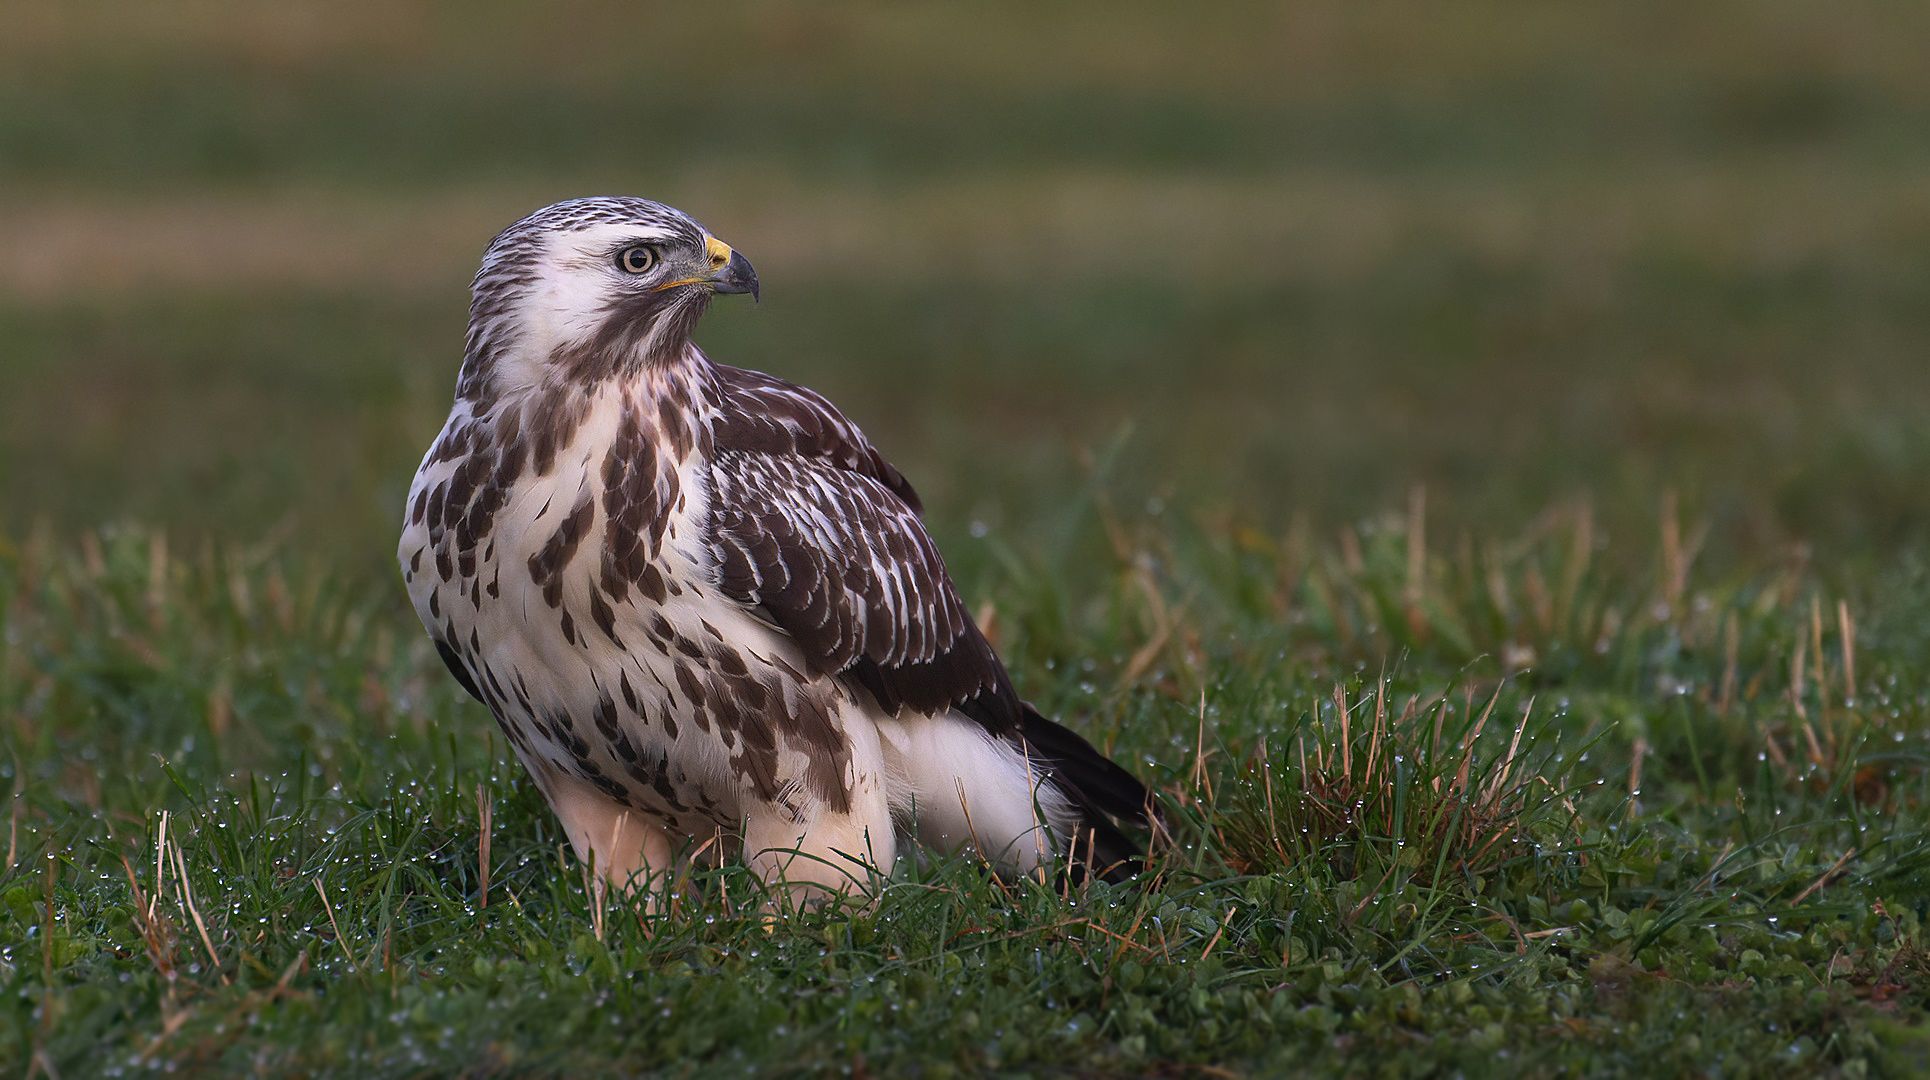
4 0 1928 579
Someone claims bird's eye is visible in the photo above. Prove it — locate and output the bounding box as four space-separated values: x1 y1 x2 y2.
616 245 658 274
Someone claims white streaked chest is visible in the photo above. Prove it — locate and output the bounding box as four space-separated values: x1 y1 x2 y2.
400 374 829 830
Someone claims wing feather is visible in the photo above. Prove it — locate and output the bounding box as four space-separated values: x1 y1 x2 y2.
704 363 1152 878
707 364 1014 724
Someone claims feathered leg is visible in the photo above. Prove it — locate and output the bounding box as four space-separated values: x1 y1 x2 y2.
743 715 895 910
541 767 678 902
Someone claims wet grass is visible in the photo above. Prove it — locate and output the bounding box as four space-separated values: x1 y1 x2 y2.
4 514 1930 1077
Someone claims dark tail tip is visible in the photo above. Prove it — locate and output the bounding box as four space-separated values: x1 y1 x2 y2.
1019 703 1157 884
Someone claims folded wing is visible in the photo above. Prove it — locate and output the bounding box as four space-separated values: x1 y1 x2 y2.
705 364 1150 877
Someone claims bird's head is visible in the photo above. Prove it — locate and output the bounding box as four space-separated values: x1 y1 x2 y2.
459 197 758 398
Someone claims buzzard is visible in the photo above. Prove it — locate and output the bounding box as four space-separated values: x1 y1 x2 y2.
400 197 1149 907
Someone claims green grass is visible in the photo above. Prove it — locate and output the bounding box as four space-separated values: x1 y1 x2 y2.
5 516 1930 1076
6 1 1930 1075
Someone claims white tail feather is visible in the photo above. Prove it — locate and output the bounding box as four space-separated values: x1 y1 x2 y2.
877 715 1075 874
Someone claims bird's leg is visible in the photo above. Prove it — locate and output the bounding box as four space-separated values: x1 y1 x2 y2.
543 772 676 907
744 800 893 912
743 724 895 912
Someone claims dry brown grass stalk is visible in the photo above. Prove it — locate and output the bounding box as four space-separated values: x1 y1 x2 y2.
1217 682 1547 889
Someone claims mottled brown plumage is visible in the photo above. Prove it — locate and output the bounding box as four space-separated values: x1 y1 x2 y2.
400 197 1148 907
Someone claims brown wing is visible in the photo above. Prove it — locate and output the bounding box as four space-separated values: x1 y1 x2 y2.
707 364 1019 725
705 365 1154 876
708 364 920 511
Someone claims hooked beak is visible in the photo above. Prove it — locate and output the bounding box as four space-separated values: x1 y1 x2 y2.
704 236 759 301
652 235 760 301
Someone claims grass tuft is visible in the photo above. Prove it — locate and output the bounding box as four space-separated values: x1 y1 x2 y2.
1212 681 1560 893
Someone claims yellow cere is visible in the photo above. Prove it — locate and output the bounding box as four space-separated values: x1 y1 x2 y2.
653 236 736 291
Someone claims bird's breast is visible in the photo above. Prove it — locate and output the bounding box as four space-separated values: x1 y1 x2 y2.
402 379 771 824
